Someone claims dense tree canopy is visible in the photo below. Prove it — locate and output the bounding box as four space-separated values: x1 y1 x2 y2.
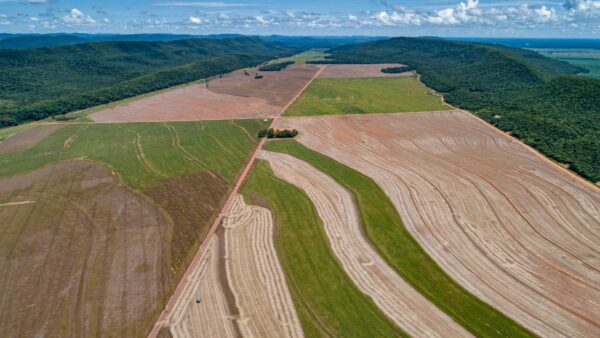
0 37 296 126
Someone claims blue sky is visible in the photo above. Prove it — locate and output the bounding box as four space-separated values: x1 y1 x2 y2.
0 0 598 37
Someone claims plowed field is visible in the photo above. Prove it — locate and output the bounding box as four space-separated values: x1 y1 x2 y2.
275 111 600 337
90 64 320 123
259 150 470 337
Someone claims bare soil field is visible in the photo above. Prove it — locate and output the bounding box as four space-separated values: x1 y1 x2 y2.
275 111 600 337
0 160 170 337
89 64 320 123
0 125 64 154
317 64 411 78
166 237 238 338
223 195 303 337
164 194 302 338
209 63 321 106
259 150 470 337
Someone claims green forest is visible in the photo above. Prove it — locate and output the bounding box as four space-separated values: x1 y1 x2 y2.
0 37 295 127
318 37 600 182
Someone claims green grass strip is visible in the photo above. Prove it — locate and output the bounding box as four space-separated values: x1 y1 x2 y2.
265 140 533 338
241 160 406 338
284 76 449 116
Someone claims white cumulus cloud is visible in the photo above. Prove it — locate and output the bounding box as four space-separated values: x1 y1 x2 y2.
188 16 203 24
62 8 96 25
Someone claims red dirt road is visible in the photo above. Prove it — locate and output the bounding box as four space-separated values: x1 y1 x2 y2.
146 64 325 338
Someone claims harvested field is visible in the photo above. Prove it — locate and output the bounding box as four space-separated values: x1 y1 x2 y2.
0 160 170 337
0 124 64 154
259 150 470 337
167 238 238 338
165 194 302 338
223 195 302 337
265 139 530 337
284 76 450 116
89 64 320 123
208 64 320 107
318 64 411 78
241 160 404 337
275 111 600 337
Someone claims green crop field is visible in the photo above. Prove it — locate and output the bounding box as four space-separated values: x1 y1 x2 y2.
0 119 268 189
284 76 449 116
533 49 600 79
241 159 405 338
264 140 533 338
267 50 327 65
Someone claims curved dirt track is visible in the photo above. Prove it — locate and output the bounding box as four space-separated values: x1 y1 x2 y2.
223 195 303 338
166 195 302 338
167 237 238 338
259 150 471 337
275 111 600 337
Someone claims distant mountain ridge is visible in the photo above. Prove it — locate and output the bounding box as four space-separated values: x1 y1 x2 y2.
0 33 386 50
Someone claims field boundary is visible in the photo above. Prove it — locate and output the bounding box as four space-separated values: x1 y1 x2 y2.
146 64 325 338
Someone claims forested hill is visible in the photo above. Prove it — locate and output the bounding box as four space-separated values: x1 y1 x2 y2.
0 37 295 126
320 37 599 182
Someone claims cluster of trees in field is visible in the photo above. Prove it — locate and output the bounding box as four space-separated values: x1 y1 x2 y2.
381 66 413 73
0 37 296 127
321 37 600 182
258 128 299 138
259 60 295 71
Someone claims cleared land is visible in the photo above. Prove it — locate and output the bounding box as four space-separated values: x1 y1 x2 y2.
0 160 169 337
0 119 266 337
318 64 411 78
242 160 405 337
265 140 531 337
0 124 64 154
165 194 302 338
284 76 450 116
90 64 320 123
275 111 600 337
259 150 470 337
165 237 238 338
223 195 302 337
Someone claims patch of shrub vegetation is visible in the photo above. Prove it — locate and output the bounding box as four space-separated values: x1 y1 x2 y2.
322 37 600 182
0 37 297 127
258 128 299 138
259 60 295 71
381 66 413 73
254 74 264 79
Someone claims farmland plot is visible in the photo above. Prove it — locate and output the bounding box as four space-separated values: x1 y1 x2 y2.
90 64 320 123
165 194 302 338
259 150 470 337
275 111 600 337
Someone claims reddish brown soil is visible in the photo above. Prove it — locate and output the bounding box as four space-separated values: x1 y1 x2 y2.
318 64 412 78
276 111 600 337
0 125 64 154
208 64 321 107
0 160 171 337
89 64 320 123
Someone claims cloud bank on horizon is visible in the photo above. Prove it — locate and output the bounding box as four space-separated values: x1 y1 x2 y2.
0 0 598 37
